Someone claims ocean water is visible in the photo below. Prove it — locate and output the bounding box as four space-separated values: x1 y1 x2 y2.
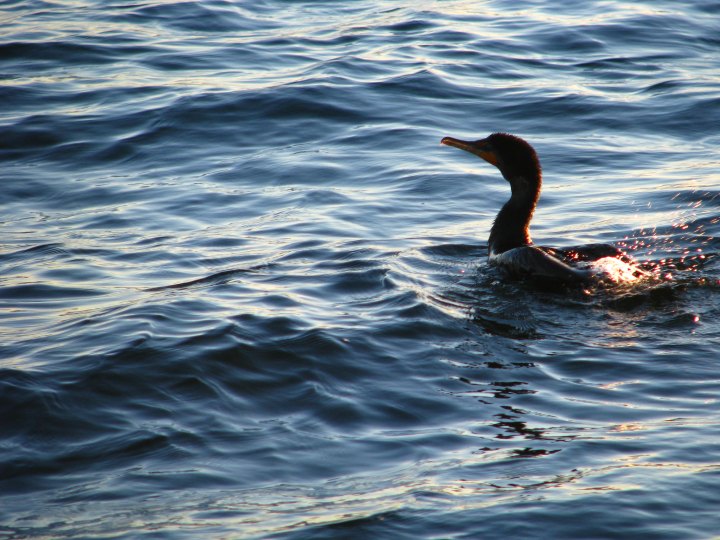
2 0 720 538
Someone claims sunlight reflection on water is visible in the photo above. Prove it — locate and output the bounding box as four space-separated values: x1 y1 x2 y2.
2 0 720 539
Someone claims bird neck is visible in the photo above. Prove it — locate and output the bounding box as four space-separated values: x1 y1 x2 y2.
488 175 540 255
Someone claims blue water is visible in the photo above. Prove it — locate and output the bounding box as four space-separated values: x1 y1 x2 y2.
2 1 720 538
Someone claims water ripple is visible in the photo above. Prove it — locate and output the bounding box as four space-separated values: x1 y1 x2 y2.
2 1 720 538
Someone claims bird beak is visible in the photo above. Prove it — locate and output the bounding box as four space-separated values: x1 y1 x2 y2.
441 136 499 167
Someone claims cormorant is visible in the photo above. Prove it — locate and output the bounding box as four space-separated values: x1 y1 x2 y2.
441 133 641 284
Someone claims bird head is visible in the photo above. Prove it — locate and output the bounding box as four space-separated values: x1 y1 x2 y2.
441 132 541 184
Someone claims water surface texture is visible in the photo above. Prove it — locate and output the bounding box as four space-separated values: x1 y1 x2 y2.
2 1 720 538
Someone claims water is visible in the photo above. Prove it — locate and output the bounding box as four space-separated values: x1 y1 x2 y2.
2 1 720 538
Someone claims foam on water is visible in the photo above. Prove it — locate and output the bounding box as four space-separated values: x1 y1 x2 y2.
584 255 650 283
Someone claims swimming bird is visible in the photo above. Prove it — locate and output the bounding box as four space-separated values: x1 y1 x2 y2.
441 133 638 284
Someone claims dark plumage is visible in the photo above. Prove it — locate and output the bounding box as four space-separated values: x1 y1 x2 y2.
441 132 635 284
441 133 541 256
